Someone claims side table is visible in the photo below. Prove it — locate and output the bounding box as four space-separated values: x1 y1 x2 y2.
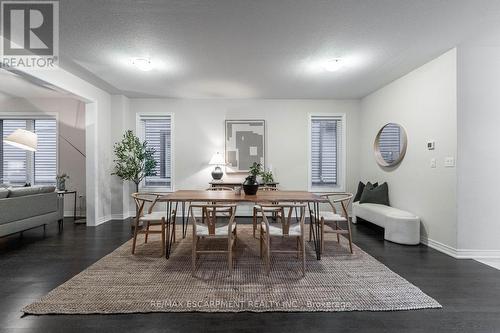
57 190 85 224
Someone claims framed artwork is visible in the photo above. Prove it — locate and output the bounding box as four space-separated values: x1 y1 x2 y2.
225 119 265 172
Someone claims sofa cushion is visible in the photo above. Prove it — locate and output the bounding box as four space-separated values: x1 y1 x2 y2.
0 188 8 199
37 186 56 194
8 187 41 197
0 192 58 225
360 182 389 206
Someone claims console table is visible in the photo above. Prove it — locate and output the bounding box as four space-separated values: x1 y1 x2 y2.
209 181 279 188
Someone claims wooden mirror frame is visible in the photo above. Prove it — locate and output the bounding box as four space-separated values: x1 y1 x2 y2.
373 123 408 167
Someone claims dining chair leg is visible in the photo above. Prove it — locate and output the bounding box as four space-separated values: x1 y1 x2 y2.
196 237 200 259
228 237 233 276
192 233 197 277
172 217 176 243
266 236 271 276
234 225 237 246
309 219 312 242
320 217 324 254
260 228 263 259
167 215 174 258
131 218 139 254
252 207 257 238
144 222 150 244
296 237 300 259
336 221 340 243
160 218 166 257
347 219 354 254
301 235 306 277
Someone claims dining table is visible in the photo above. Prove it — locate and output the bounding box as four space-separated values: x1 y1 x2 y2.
158 190 328 260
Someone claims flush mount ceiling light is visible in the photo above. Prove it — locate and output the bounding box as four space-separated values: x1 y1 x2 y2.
131 57 153 71
323 58 344 72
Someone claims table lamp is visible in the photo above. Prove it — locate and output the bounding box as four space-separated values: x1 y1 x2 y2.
209 152 225 180
4 129 38 151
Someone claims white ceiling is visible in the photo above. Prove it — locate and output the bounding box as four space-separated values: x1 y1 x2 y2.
55 0 500 99
0 70 72 99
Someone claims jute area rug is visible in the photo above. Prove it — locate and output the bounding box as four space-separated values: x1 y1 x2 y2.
24 225 441 314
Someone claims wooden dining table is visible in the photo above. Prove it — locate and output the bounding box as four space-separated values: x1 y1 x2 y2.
158 190 328 260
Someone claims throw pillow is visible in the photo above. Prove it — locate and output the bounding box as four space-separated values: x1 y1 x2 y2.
353 182 365 202
359 182 389 206
354 181 379 202
0 188 8 199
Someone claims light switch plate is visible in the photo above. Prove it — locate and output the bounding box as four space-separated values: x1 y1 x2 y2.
444 157 455 167
430 158 436 168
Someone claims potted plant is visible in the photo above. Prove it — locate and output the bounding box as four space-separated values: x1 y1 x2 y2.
56 173 69 191
261 169 274 184
243 162 262 195
111 130 157 216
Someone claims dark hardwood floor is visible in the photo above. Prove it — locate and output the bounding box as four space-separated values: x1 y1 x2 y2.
1 218 499 333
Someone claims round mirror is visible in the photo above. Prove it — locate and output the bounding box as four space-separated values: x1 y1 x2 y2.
374 123 407 167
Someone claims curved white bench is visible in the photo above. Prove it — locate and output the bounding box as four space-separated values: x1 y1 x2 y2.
352 202 420 245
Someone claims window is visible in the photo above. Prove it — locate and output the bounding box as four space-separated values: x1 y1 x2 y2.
0 118 57 186
34 119 58 185
1 120 28 185
138 114 172 189
310 114 345 191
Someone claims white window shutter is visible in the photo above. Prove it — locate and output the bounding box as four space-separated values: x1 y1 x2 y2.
34 119 57 185
311 115 343 189
1 120 28 185
141 116 172 188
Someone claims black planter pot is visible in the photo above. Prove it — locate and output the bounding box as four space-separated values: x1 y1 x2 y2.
243 176 259 195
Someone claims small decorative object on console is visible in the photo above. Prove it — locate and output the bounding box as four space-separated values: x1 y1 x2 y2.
56 173 70 191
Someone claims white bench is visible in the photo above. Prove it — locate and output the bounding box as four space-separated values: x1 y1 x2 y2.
352 202 420 245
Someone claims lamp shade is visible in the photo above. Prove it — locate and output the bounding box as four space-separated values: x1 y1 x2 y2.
4 129 37 151
209 152 225 165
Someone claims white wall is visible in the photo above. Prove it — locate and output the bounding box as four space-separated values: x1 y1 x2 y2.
457 24 500 257
0 97 86 216
360 49 458 250
17 67 113 226
114 99 360 216
110 95 133 219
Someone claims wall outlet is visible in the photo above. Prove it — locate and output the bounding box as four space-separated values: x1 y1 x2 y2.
444 157 455 167
427 140 435 150
430 158 436 168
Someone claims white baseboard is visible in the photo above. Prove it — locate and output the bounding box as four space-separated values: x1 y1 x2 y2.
95 215 112 226
64 211 85 218
455 249 500 259
111 213 134 220
420 237 458 258
421 237 500 259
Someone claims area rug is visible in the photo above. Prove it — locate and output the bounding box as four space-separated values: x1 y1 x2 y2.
23 225 441 314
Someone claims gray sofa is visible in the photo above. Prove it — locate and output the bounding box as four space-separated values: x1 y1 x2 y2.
0 186 64 237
